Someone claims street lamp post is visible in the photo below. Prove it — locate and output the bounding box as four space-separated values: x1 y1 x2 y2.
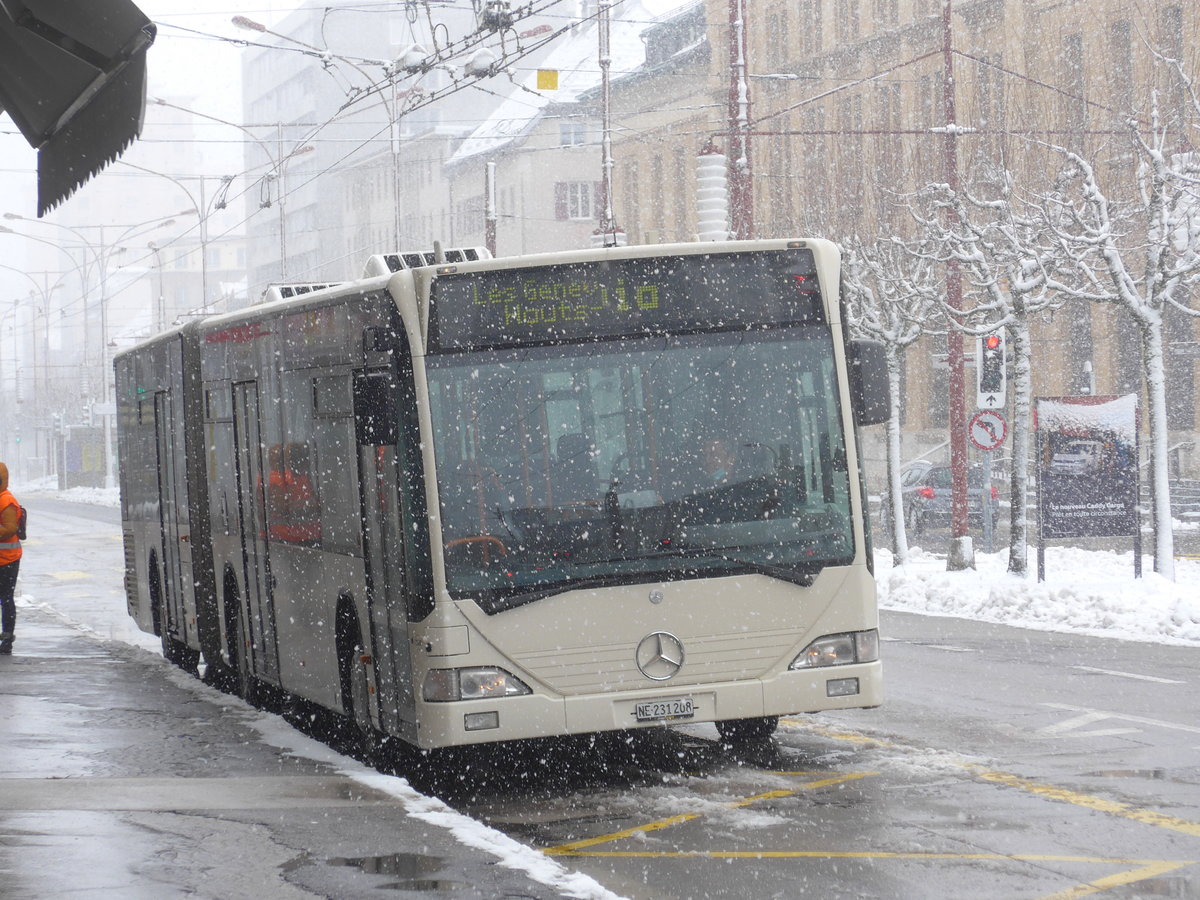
3 213 190 488
1 302 18 468
152 98 315 283
0 252 72 477
117 161 213 318
147 242 165 332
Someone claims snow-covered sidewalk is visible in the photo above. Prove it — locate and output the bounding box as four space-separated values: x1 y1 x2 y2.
877 544 1200 645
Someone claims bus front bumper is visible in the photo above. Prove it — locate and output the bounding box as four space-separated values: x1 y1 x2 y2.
414 661 882 749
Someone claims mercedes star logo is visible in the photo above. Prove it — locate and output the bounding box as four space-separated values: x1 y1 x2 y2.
636 631 685 681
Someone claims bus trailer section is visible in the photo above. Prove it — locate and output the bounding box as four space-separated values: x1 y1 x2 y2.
115 239 889 752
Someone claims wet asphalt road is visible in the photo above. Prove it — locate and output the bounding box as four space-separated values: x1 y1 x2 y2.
0 496 578 900
0 606 579 900
2 495 1198 899
429 615 1200 900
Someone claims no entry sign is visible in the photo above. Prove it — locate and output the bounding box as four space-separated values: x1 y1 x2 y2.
969 410 1007 451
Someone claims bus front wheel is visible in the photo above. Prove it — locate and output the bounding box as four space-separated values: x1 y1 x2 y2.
716 716 779 744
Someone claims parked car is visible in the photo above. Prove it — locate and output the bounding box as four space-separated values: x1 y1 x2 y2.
901 463 1000 535
1049 439 1103 476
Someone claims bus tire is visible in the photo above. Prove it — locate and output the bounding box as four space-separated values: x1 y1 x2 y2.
222 574 258 704
337 602 379 763
716 716 779 744
150 553 199 675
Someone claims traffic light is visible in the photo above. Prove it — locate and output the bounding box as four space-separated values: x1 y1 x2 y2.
976 332 1007 407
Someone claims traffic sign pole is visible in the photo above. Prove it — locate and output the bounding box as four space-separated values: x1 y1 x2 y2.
982 449 994 552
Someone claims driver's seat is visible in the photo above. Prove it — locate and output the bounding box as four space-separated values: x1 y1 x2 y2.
553 433 597 504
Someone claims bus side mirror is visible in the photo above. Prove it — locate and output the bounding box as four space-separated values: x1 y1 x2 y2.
848 339 890 427
353 371 399 445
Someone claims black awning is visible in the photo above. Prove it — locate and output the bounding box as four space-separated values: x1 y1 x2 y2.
0 0 155 216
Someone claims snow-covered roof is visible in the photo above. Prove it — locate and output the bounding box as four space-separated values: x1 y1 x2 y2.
447 0 690 165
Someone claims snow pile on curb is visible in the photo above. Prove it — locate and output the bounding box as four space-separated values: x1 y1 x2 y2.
876 545 1200 645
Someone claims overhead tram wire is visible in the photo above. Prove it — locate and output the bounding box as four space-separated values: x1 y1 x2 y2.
149 0 580 238
175 3 637 302
25 0 682 318
331 0 634 116
113 0 642 311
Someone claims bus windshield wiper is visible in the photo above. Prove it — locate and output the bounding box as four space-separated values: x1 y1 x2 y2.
576 545 821 586
700 554 818 587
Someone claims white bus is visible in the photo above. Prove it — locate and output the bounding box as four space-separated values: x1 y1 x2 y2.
115 239 888 752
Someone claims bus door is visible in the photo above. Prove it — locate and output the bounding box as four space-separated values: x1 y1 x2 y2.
354 369 415 733
152 391 188 641
231 381 280 681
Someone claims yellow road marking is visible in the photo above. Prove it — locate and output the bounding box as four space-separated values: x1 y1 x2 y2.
543 720 1200 894
46 571 93 580
782 718 897 747
682 719 1200 896
971 769 1200 839
1038 859 1194 900
790 719 1200 840
543 771 874 855
553 846 1194 897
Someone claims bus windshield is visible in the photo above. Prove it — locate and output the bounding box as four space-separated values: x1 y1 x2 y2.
426 326 854 612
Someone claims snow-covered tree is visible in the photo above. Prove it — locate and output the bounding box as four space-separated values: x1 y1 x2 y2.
1043 98 1200 580
843 236 943 564
908 175 1067 576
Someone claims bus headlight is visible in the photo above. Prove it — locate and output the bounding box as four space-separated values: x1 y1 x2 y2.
789 630 879 669
422 666 533 702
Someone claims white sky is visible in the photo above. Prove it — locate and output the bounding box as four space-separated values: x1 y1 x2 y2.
0 1 295 299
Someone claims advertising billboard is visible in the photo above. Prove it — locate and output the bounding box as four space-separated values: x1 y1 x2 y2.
1035 394 1139 540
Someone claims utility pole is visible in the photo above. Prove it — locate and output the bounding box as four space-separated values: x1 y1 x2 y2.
727 0 753 239
596 0 617 243
485 161 497 257
277 122 288 279
942 0 972 570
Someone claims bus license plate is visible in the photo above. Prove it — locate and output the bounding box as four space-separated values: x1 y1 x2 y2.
635 696 694 722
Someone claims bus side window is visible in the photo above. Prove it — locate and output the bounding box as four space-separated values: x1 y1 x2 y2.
353 371 399 445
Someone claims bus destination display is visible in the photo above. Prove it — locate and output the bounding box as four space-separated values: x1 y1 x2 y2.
430 248 823 351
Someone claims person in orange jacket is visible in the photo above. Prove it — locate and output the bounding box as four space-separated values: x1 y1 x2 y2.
0 462 23 655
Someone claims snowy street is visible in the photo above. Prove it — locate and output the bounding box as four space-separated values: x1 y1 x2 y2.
2 490 1197 899
0 495 610 900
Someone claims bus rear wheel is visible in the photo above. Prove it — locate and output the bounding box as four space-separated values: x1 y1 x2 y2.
221 577 259 704
716 716 779 744
150 555 199 675
337 608 379 763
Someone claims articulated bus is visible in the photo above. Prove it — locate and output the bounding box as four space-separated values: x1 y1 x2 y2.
115 239 889 752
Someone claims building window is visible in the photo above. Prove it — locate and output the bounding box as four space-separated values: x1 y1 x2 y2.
1109 21 1132 114
835 0 860 42
554 181 594 220
1061 33 1086 138
799 0 821 56
559 120 588 146
872 0 898 29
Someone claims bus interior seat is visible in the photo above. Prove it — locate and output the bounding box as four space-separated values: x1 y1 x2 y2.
553 433 597 504
439 462 502 539
736 443 775 479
